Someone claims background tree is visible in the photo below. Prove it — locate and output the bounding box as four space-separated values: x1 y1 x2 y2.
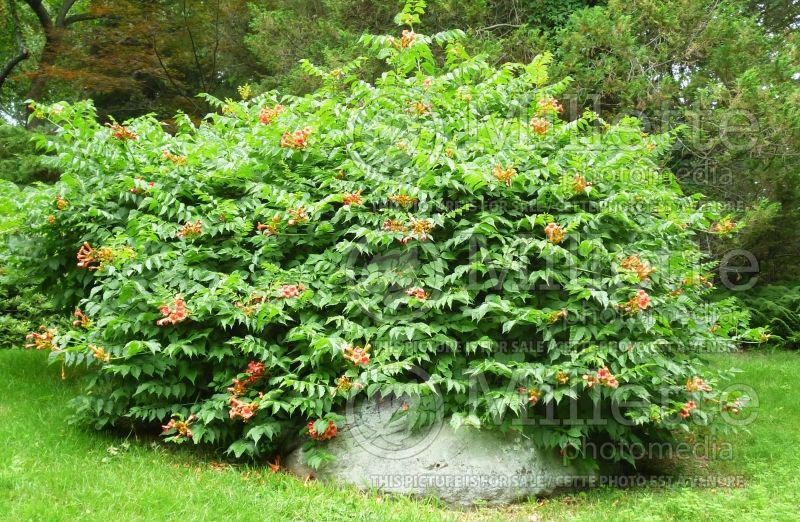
0 0 260 122
550 0 799 280
242 0 799 280
0 0 30 93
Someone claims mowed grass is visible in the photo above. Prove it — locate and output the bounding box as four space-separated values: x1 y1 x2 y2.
1 349 798 522
0 350 450 522
535 350 800 522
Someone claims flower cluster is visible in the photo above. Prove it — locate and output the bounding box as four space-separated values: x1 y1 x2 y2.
26 101 51 119
256 207 307 235
307 420 338 441
544 222 565 244
390 29 417 49
287 207 308 226
682 274 713 288
228 360 266 396
177 220 203 238
24 326 56 351
229 396 259 422
537 97 563 114
388 194 418 208
526 388 540 405
277 284 305 299
256 215 281 236
405 287 429 300
399 217 434 243
672 273 714 296
76 242 115 270
156 297 189 326
678 400 697 419
620 255 655 281
711 217 736 234
583 366 619 389
383 219 407 233
90 344 110 363
410 101 432 116
547 308 568 324
530 117 551 135
280 127 312 149
686 377 712 393
130 176 155 195
335 375 351 393
492 164 517 187
619 289 651 313
342 190 363 209
334 375 364 396
268 456 281 473
724 399 743 415
259 104 284 125
55 196 68 210
107 123 138 141
572 174 591 193
344 343 370 366
335 375 352 393
162 414 197 440
73 309 91 328
161 150 187 165
234 290 269 316
556 371 570 385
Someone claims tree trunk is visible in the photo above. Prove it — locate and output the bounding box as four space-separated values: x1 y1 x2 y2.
25 29 59 127
0 48 29 91
26 44 54 103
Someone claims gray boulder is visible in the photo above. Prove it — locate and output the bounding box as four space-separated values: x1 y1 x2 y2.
284 397 595 506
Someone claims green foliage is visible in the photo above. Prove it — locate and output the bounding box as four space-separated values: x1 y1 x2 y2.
0 124 61 349
525 0 602 31
394 0 427 27
4 2 798 287
551 0 800 280
0 280 60 350
735 285 800 349
243 1 800 284
245 0 496 95
0 178 62 348
19 28 753 466
0 124 57 184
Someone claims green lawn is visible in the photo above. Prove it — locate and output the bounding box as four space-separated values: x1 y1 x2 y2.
1 349 798 522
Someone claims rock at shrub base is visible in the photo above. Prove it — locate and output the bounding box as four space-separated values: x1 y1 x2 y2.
284 397 595 506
